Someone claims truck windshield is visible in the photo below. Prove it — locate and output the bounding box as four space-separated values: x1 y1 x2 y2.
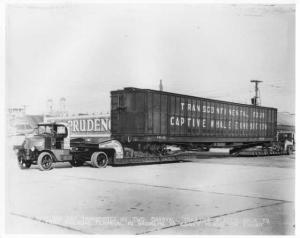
38 125 53 135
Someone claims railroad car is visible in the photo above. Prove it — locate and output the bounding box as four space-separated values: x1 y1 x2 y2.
111 87 291 159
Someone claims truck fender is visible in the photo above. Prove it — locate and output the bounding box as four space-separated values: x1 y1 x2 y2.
98 140 124 159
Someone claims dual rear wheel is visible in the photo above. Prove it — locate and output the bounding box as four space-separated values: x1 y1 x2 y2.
91 152 108 168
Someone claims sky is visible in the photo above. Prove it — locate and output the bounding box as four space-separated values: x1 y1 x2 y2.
6 3 295 115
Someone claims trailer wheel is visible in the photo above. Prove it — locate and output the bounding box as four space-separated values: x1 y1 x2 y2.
18 154 31 169
37 152 53 171
91 152 108 168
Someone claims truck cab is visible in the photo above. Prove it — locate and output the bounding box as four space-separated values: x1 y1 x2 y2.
277 131 295 155
36 123 70 150
14 122 72 170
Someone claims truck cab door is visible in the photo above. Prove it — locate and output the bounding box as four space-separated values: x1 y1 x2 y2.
63 135 70 149
56 125 70 150
63 126 71 149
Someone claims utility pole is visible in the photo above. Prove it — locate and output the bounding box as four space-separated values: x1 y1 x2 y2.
250 80 262 106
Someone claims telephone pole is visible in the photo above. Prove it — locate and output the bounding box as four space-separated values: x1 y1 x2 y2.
250 80 262 106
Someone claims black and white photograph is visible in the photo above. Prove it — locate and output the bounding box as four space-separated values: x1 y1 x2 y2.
2 0 297 236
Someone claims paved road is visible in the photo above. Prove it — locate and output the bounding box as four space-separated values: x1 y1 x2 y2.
5 139 295 235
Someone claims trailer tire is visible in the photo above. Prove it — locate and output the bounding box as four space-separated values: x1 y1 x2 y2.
91 152 108 168
37 152 53 171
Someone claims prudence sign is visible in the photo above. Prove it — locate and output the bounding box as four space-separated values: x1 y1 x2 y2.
44 115 111 138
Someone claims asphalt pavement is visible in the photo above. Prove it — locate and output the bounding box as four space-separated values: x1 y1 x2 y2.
5 137 295 235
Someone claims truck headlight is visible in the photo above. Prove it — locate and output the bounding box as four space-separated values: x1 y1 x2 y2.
30 146 35 151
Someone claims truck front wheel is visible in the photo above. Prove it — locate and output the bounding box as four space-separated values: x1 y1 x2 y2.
37 152 53 171
91 152 108 168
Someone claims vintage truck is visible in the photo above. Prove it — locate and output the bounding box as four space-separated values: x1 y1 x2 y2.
13 122 123 170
